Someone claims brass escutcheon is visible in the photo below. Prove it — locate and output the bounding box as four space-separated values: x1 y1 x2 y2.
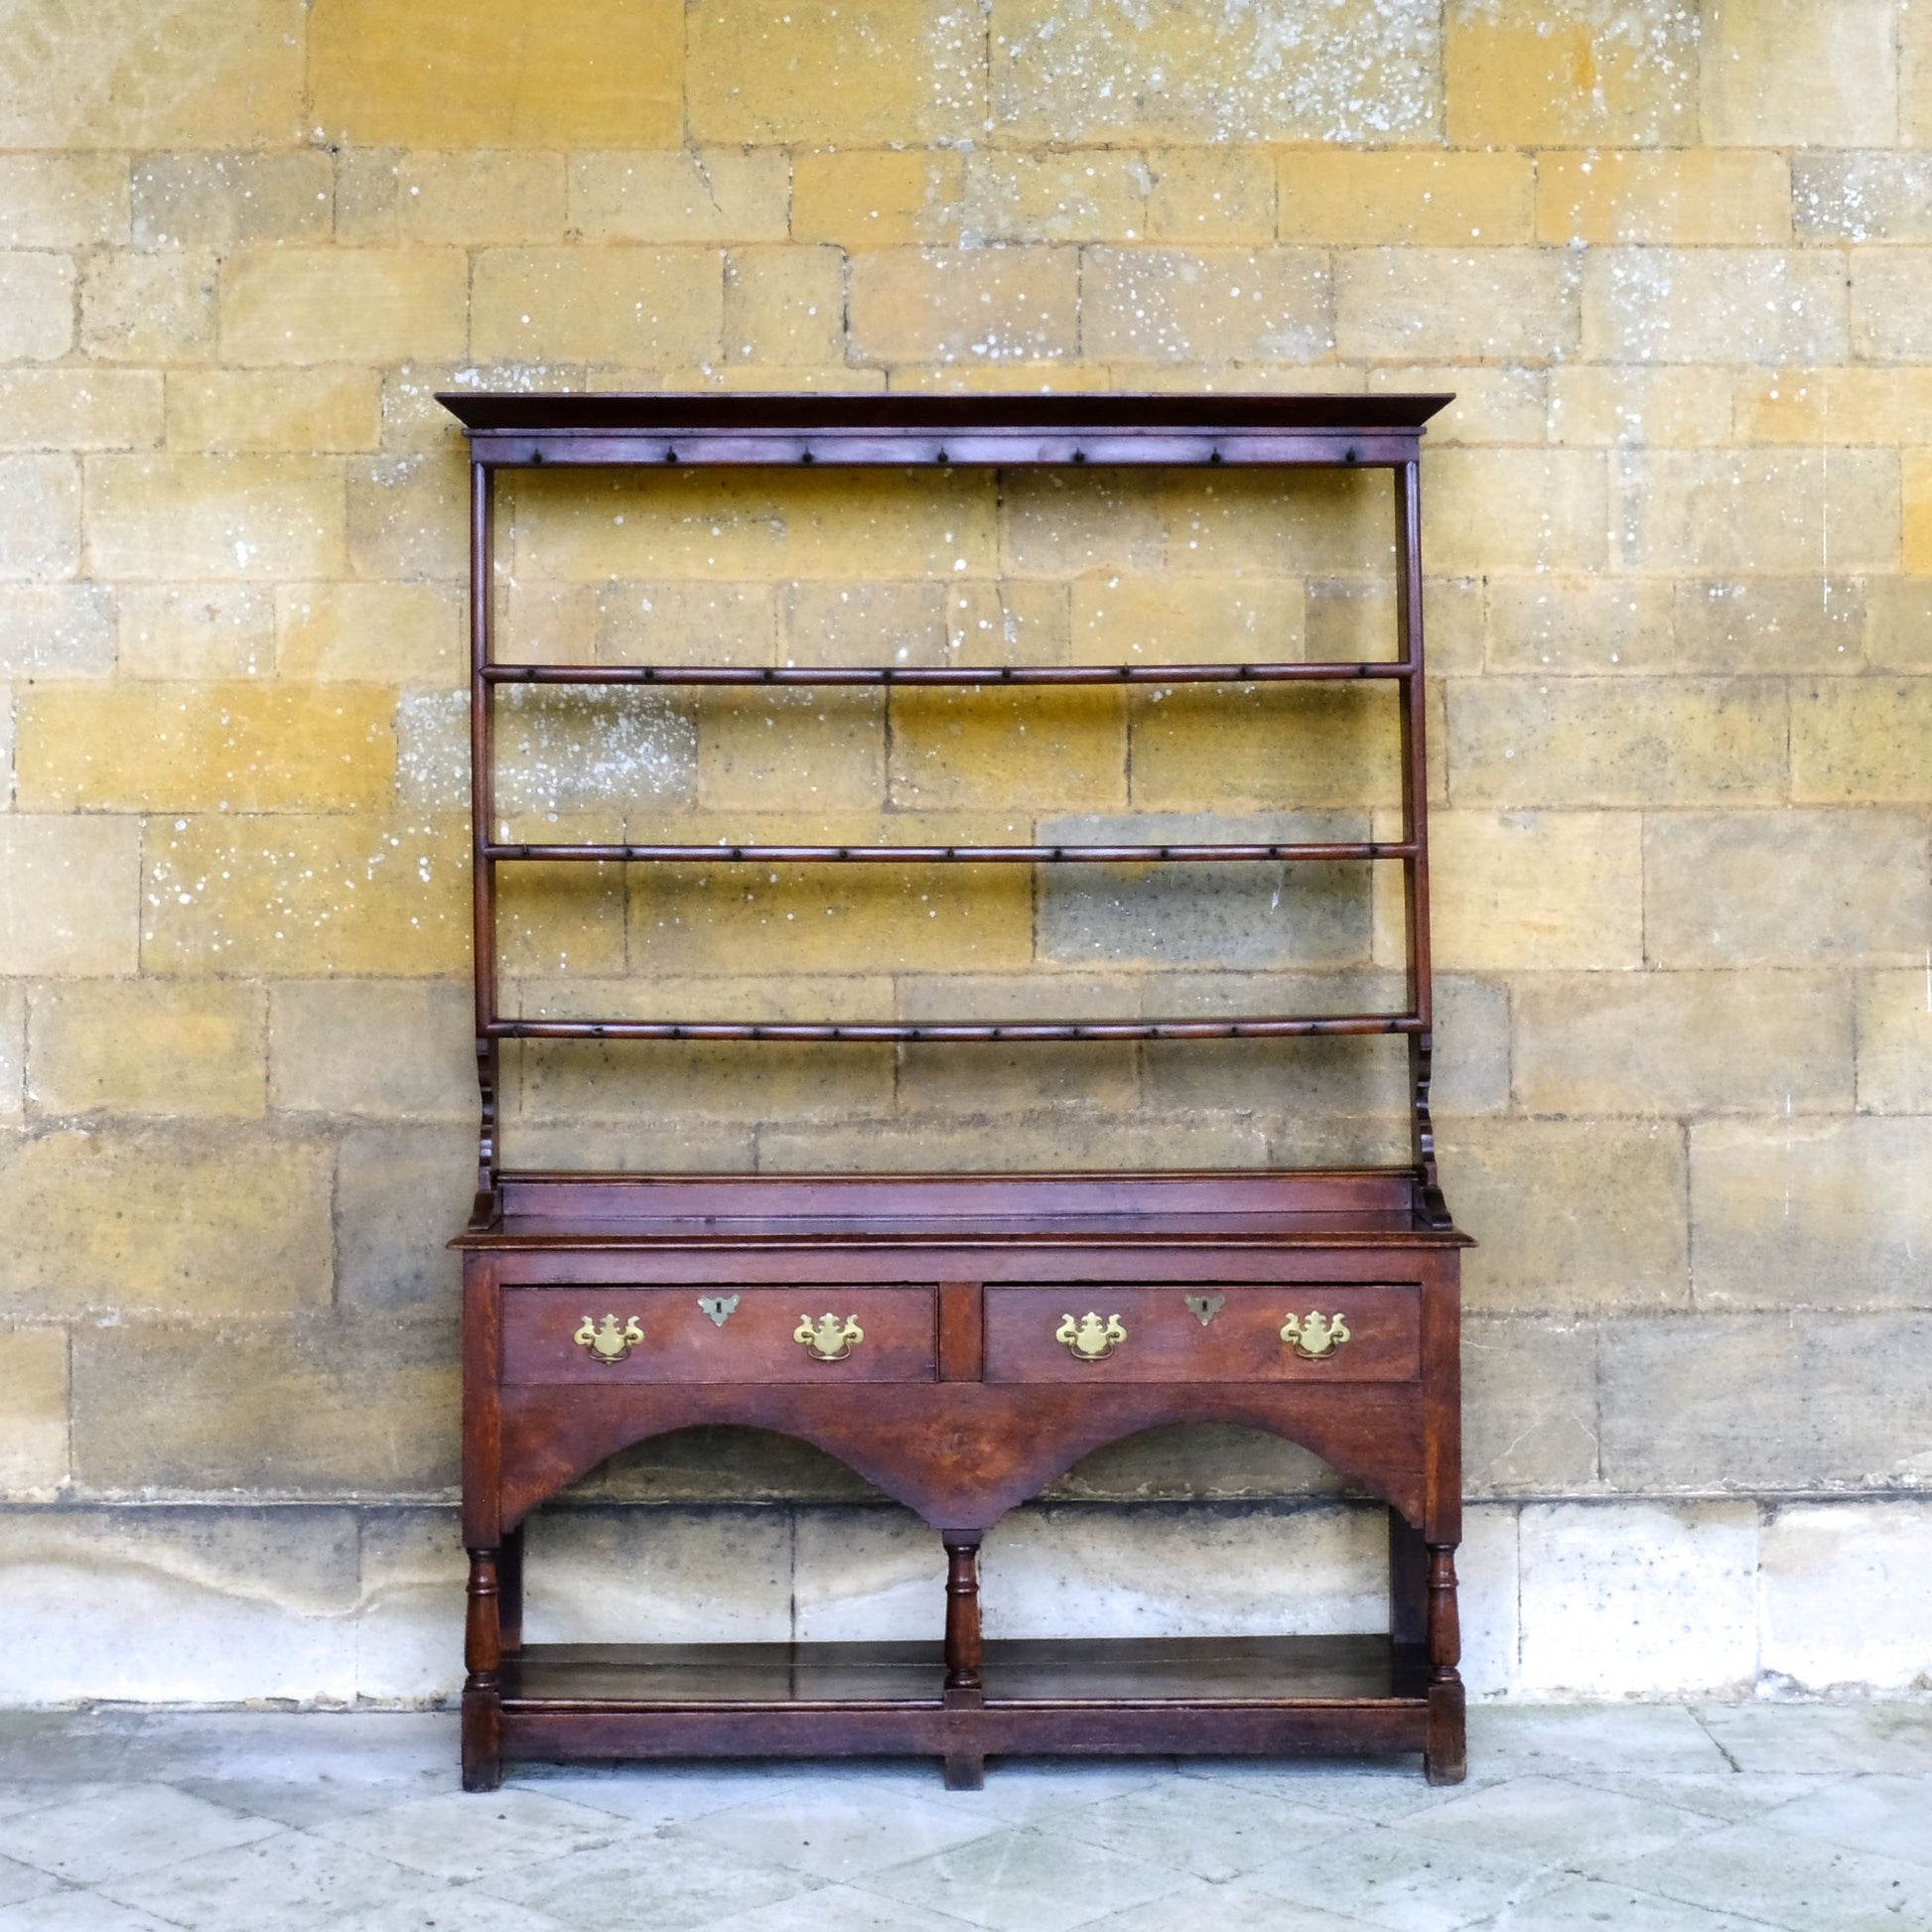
794 1312 864 1362
574 1312 644 1364
1280 1310 1351 1361
1184 1294 1226 1326
1056 1311 1127 1361
697 1294 741 1328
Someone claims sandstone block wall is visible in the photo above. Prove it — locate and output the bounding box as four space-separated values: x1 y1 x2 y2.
0 0 1927 1700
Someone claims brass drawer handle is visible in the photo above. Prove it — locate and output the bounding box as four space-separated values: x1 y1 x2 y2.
574 1313 643 1364
1056 1311 1126 1362
1281 1311 1351 1361
794 1312 864 1362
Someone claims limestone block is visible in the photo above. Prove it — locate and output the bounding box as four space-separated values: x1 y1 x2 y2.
791 1506 940 1641
515 467 997 585
1601 1311 1932 1494
1072 577 1305 666
690 0 984 144
78 250 216 362
1867 578 1932 671
1036 813 1371 972
310 0 683 147
220 250 468 367
1083 246 1330 364
723 246 844 366
599 581 778 668
983 1502 1387 1639
1734 369 1932 449
755 1110 1271 1174
896 1035 1138 1120
346 456 468 584
1449 677 1786 809
1280 152 1531 246
1644 810 1931 967
352 1509 465 1702
1856 970 1932 1115
0 586 114 678
697 689 886 813
567 156 786 256
0 984 19 1122
0 1328 66 1497
270 981 475 1120
1672 578 1864 675
523 1507 789 1643
0 370 164 453
1910 0 1932 144
1857 253 1932 363
1910 449 1932 573
849 247 1078 366
1336 248 1577 362
1539 150 1790 245
335 1123 472 1316
141 815 469 978
1441 1118 1689 1314
396 152 565 246
962 153 1148 245
131 152 331 250
791 151 963 250
0 0 305 150
991 0 1441 144
167 369 381 455
87 455 344 582
893 689 1126 812
496 842 627 981
1691 1117 1932 1311
0 817 139 976
0 155 129 246
1702 0 1896 146
17 682 393 813
1547 365 1732 449
1430 810 1643 971
276 582 460 684
0 252 72 361
1483 578 1674 675
568 1425 876 1508
1040 1420 1348 1505
1143 151 1276 246
1129 685 1400 812
1424 450 1607 573
0 1508 360 1705
1463 1316 1600 1497
1432 975 1511 1116
1614 451 1897 574
1518 1502 1757 1698
1793 678 1932 804
71 1319 459 1495
1514 971 1853 1118
1458 1503 1522 1698
1141 1026 1403 1119
783 581 950 669
1759 1502 1932 1693
1795 153 1932 243
1583 249 1849 366
0 1124 330 1316
0 455 79 580
474 245 725 368
120 586 272 679
1446 0 1699 144
28 981 266 1120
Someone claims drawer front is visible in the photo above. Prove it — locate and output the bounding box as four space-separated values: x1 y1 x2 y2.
983 1284 1420 1384
502 1287 936 1385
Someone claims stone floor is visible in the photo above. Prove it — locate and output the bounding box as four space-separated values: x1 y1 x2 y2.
0 1706 1927 1931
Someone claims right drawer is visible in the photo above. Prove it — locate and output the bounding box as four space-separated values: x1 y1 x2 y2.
983 1284 1421 1384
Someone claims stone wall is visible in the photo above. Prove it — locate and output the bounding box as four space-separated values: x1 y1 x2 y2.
1 0 1928 1702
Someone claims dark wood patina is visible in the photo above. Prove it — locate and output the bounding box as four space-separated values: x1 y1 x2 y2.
441 391 1469 1791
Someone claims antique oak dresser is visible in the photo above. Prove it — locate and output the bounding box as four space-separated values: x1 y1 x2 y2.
440 392 1470 1791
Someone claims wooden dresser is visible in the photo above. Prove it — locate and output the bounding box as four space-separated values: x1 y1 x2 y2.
441 393 1470 1791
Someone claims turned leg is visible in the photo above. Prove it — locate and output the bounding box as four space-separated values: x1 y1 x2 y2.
498 1522 525 1655
1423 1543 1466 1786
462 1547 505 1792
941 1531 985 1791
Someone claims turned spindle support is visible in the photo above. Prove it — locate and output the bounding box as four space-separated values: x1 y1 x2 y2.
1424 1542 1466 1785
941 1531 986 1790
462 1547 504 1791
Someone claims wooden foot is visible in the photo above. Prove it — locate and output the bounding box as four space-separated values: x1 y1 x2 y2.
1425 1674 1467 1785
462 1685 504 1791
943 1751 986 1791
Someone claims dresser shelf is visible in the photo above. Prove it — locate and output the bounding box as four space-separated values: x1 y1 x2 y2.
441 391 1468 1791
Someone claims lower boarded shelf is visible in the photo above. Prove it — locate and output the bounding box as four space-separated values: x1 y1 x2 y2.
494 1635 1431 1764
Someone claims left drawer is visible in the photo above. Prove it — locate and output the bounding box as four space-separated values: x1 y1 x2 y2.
501 1287 937 1385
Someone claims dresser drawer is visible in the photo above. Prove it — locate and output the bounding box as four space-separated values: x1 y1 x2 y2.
502 1287 936 1385
983 1284 1420 1384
